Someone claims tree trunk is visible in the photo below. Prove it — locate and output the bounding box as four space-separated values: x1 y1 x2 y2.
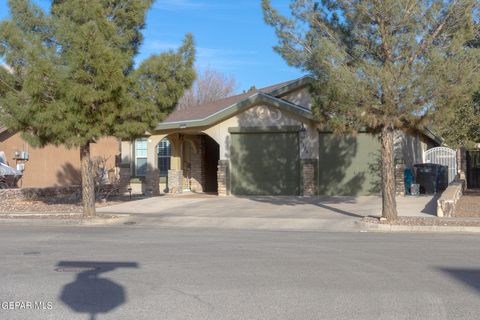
80 143 96 217
380 126 397 221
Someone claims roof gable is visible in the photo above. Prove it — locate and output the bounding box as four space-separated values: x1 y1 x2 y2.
158 76 313 129
155 92 314 131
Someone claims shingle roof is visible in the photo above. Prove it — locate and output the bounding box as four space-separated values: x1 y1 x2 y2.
164 79 299 123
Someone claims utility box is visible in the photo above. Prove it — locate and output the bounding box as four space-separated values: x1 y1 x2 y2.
413 164 448 194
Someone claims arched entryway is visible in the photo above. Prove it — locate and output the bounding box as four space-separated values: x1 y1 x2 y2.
160 133 220 194
204 135 220 193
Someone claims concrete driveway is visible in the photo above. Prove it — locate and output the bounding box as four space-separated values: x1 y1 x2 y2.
98 194 438 231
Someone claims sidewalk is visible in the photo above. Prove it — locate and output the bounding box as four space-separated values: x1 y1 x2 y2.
0 212 130 226
359 216 480 233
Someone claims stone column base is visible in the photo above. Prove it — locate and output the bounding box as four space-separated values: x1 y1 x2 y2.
118 163 132 194
217 160 229 196
145 168 160 196
301 159 318 196
168 170 183 194
395 164 406 196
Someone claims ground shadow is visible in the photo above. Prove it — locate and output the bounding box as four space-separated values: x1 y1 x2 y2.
437 268 480 294
421 194 440 215
57 261 138 320
240 196 366 218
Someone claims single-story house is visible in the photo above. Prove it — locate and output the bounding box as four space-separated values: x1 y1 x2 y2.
0 126 120 188
119 76 441 196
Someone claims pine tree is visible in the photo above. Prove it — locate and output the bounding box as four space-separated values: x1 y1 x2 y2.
262 0 480 221
0 0 195 216
434 26 480 148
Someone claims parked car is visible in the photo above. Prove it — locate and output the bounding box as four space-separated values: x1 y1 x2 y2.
0 162 22 189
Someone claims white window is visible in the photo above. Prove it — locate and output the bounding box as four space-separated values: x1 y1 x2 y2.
157 138 171 177
135 138 148 176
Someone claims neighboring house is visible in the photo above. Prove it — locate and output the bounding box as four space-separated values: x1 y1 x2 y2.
120 77 441 196
0 126 119 188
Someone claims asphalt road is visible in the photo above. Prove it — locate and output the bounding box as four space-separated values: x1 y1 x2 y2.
0 224 479 320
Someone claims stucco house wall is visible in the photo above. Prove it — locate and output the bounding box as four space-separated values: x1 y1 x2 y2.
0 131 119 188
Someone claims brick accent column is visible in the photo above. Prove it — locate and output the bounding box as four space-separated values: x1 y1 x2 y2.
168 170 183 194
395 163 406 196
217 160 229 196
145 167 160 196
301 159 317 196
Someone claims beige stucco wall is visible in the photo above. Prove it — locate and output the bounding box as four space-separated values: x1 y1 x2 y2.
280 87 312 109
0 131 119 187
394 130 438 167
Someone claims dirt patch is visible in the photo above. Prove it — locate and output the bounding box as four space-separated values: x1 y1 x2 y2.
454 190 480 217
0 195 146 214
363 216 480 227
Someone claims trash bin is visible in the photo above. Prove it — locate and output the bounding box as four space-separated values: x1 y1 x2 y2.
404 168 413 195
413 164 448 194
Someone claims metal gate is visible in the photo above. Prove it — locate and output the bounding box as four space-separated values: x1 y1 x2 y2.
424 147 457 183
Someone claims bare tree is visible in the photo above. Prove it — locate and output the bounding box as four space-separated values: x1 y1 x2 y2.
177 67 238 109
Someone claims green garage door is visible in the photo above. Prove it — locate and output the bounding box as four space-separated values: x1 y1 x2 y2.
230 131 300 195
318 132 381 196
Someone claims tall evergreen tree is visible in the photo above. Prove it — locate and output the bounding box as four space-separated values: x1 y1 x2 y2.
434 26 480 148
0 0 195 216
262 0 480 221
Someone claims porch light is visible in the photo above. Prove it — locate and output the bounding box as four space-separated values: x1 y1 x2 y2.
299 123 307 139
180 124 187 129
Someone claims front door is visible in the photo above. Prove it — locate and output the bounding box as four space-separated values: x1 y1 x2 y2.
466 151 480 189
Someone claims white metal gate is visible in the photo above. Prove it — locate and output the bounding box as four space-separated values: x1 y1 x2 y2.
424 147 457 183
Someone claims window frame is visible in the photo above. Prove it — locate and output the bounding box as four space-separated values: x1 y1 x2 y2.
157 138 172 178
134 138 148 177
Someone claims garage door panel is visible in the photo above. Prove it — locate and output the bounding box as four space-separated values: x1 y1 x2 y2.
231 132 300 195
318 133 381 196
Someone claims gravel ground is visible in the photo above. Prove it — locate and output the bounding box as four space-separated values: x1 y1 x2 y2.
0 195 145 214
454 190 480 217
363 216 480 226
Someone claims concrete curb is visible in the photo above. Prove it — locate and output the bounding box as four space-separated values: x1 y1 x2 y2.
135 216 361 231
0 213 131 226
357 221 480 233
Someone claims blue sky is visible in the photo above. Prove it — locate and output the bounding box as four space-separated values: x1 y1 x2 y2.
0 0 304 92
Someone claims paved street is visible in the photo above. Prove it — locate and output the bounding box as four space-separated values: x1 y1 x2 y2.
0 224 479 320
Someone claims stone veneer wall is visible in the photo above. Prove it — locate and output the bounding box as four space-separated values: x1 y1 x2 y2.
0 186 81 201
189 136 206 192
301 159 317 196
395 163 406 195
145 167 160 196
168 169 183 194
217 160 229 196
118 163 132 194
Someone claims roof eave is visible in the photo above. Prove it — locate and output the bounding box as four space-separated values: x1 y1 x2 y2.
155 93 315 131
267 75 313 97
421 127 443 145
